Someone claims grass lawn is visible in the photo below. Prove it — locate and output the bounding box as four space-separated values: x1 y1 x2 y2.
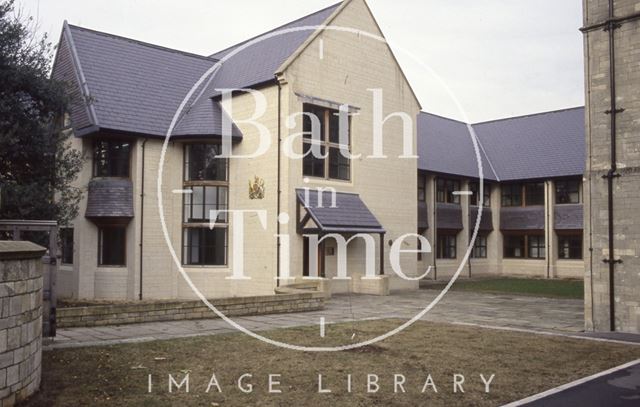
25 319 639 406
426 278 584 299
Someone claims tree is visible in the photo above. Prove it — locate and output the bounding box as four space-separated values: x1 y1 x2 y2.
0 0 83 226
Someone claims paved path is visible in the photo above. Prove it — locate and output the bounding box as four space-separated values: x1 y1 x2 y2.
509 360 640 407
45 290 584 349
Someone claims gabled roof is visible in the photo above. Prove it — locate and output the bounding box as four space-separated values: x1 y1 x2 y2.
54 23 237 138
473 107 585 181
418 107 585 181
296 189 385 234
53 3 342 139
418 113 498 181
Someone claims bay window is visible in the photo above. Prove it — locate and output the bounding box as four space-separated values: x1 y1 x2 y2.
94 139 131 177
183 144 228 266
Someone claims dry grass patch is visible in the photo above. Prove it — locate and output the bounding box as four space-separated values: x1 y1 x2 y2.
23 320 640 406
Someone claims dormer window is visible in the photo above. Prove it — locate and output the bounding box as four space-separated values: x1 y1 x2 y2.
93 140 131 178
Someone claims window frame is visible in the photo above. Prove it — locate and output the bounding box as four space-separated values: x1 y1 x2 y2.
302 104 352 181
471 233 488 258
418 173 426 202
469 181 491 207
436 178 461 205
436 231 458 259
555 179 581 205
503 233 546 259
98 226 127 267
60 228 74 265
93 139 132 178
501 183 523 207
525 182 545 206
182 143 230 267
558 232 583 260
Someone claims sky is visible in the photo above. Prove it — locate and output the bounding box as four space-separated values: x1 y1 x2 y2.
18 0 585 123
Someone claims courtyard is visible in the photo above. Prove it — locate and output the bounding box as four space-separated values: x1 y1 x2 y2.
48 288 585 349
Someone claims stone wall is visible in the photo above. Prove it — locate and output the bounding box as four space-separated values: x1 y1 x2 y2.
583 0 640 333
0 241 46 406
57 292 325 328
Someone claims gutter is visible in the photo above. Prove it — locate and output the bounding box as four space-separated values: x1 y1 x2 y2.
139 138 148 300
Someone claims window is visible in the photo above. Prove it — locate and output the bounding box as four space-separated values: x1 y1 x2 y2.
418 174 426 202
183 228 227 266
471 233 488 258
183 186 228 223
504 234 526 258
183 144 229 266
502 183 545 207
525 183 545 206
556 179 581 204
98 227 126 266
302 104 351 181
94 140 131 177
436 178 461 204
528 235 546 259
184 144 227 182
503 234 545 259
501 184 522 207
60 228 74 265
436 232 457 259
558 233 583 260
469 182 491 207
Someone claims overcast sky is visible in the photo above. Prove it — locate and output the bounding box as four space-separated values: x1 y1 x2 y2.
19 0 584 123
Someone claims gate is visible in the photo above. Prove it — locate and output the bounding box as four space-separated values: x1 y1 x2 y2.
0 220 58 337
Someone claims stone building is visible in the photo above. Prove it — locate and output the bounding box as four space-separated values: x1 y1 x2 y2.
582 0 640 334
51 0 587 301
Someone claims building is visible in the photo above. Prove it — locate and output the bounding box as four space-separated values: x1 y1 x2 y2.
418 109 585 282
51 0 587 301
582 0 640 334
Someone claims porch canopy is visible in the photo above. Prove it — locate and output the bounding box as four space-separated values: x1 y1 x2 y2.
295 188 386 275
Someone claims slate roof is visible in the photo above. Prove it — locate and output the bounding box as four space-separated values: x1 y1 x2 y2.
418 107 585 181
435 203 464 231
500 207 546 231
554 204 584 230
418 113 498 181
85 179 134 220
55 3 340 139
296 189 385 233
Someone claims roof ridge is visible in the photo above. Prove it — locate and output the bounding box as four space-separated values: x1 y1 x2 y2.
472 106 585 126
209 1 342 58
67 24 218 62
469 123 501 181
419 111 468 125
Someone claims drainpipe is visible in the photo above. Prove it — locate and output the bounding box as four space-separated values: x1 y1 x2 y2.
546 180 551 279
602 0 623 332
139 138 148 300
432 176 438 280
276 81 282 287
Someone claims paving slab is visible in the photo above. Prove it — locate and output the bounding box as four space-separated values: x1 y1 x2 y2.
44 290 585 350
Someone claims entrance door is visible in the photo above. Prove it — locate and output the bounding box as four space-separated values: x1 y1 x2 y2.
303 236 325 278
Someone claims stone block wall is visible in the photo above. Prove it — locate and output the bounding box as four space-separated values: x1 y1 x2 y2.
57 292 325 328
0 241 46 406
583 0 640 333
